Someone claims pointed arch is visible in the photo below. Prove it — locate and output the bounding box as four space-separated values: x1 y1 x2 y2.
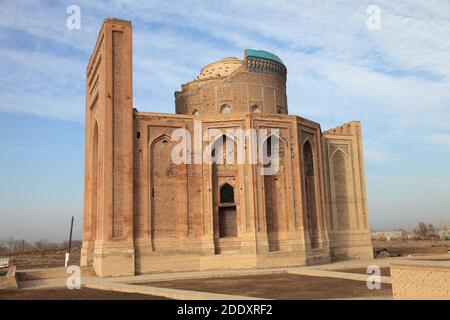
220 183 235 203
332 150 350 229
90 121 100 241
261 132 287 159
210 133 237 164
210 133 239 249
149 133 178 250
303 139 315 177
150 133 172 149
262 132 288 251
220 104 231 114
330 148 349 161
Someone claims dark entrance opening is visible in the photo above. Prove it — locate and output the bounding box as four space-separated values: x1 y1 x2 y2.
219 207 237 237
218 183 237 238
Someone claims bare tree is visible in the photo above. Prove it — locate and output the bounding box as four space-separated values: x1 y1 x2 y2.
33 238 50 251
413 222 440 240
414 222 429 240
0 240 7 253
398 228 409 240
5 237 16 251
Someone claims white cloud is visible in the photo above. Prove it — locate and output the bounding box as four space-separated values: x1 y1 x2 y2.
364 142 400 164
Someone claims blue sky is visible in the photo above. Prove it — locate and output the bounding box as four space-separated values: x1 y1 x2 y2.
0 0 449 241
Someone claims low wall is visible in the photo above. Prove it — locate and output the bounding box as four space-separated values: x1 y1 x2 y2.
0 266 18 290
391 260 450 300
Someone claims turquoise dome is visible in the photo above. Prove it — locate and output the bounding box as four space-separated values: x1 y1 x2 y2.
245 49 284 65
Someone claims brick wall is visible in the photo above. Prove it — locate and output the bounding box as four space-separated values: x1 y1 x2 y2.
391 260 450 300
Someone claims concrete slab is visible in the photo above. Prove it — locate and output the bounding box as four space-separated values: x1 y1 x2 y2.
287 268 391 284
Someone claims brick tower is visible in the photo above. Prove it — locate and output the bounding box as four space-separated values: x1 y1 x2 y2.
81 19 135 276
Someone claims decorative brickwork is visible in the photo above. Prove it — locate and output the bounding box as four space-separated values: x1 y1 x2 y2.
81 19 372 277
391 261 450 300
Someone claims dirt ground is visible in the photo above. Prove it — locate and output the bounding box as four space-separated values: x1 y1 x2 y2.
372 240 450 257
138 274 392 300
0 288 169 300
3 249 81 270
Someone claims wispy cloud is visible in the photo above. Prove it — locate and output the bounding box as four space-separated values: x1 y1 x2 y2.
1 0 450 129
364 140 400 164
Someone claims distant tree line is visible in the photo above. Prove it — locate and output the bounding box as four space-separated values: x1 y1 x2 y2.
0 237 82 254
372 221 449 241
412 222 441 240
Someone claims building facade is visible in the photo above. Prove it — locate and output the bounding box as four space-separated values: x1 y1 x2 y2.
371 230 405 241
81 19 373 277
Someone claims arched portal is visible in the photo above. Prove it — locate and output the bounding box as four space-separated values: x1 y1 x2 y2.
332 151 350 229
150 135 178 250
263 134 287 251
220 183 235 203
211 135 238 253
90 122 99 241
303 140 320 249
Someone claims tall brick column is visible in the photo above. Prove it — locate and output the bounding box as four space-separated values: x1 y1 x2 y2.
323 121 373 260
81 19 135 277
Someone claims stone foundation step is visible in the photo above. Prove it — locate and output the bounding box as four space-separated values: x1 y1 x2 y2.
17 266 94 281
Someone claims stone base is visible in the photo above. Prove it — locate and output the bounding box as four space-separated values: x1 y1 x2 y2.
92 245 135 277
330 245 374 261
328 231 374 261
306 247 332 265
80 241 94 267
134 249 310 274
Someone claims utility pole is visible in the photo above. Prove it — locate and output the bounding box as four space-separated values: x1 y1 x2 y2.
65 216 74 268
68 216 74 253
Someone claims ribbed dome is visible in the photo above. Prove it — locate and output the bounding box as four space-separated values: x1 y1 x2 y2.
197 57 243 80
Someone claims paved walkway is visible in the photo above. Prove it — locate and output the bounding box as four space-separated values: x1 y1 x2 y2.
84 276 265 300
287 267 391 284
20 278 66 290
107 268 288 284
19 276 264 300
306 256 403 271
17 260 396 300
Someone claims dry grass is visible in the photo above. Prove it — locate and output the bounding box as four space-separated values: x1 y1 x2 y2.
3 249 80 269
373 240 450 257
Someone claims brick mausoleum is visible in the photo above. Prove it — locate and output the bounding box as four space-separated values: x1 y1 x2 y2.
81 19 373 277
